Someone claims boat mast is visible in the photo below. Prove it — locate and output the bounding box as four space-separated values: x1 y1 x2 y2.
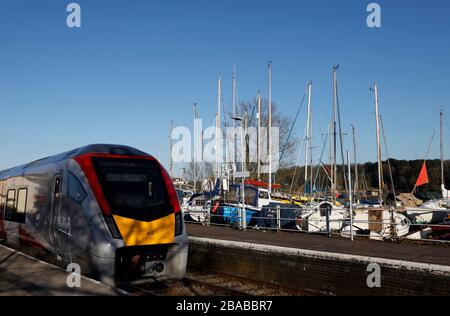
169 120 173 178
332 66 339 202
441 110 444 186
310 103 314 201
216 77 221 181
232 66 237 179
336 77 348 193
268 62 272 193
373 82 383 204
257 90 262 180
351 124 359 202
193 102 198 193
305 82 312 195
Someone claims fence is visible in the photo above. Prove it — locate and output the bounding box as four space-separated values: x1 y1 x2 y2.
183 203 450 244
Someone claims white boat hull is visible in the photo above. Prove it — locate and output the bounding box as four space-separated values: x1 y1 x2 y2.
341 209 411 239
406 199 449 224
296 202 348 233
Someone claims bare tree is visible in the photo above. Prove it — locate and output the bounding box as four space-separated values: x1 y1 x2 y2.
233 97 299 180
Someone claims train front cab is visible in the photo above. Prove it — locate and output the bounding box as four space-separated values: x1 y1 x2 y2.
73 154 188 286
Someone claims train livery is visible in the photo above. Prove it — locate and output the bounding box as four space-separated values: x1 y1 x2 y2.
0 144 188 286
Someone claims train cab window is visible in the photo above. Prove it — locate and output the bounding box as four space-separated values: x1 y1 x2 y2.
68 172 87 204
5 189 15 221
92 158 171 222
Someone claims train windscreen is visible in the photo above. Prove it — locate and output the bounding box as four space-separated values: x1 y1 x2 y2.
92 158 172 221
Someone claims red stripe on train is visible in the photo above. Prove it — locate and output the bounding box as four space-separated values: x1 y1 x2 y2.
19 227 45 250
73 153 180 215
0 211 6 241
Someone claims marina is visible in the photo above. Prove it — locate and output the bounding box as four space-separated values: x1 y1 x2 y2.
1 0 450 302
176 69 450 244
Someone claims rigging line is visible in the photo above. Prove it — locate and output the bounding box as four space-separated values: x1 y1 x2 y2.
289 121 308 194
424 128 437 162
198 115 217 177
380 116 396 199
279 89 307 163
335 80 348 191
411 128 437 194
314 132 328 189
222 98 231 164
274 88 307 185
443 115 450 137
379 92 419 159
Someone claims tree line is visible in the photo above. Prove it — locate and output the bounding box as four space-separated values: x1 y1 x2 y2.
274 159 450 199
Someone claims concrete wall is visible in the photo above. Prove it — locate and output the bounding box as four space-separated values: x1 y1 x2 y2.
188 237 450 296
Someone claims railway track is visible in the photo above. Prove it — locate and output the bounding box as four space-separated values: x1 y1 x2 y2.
121 270 299 296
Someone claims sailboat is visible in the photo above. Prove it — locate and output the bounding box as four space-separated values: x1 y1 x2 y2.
405 111 450 224
296 75 350 233
341 82 410 239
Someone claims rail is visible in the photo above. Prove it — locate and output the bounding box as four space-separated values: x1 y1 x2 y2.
183 203 450 244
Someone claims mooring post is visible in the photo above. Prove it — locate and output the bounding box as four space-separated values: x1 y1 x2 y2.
326 207 331 237
276 205 281 231
206 202 211 226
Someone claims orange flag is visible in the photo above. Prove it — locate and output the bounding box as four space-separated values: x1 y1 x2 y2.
415 162 429 187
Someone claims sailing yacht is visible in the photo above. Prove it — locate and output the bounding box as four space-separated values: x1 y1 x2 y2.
405 111 450 224
297 201 347 232
295 76 350 233
341 208 411 239
341 82 411 238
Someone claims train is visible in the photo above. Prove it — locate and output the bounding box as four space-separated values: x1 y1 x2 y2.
0 144 188 286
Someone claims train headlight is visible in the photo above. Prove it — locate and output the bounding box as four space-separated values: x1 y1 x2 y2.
175 212 183 236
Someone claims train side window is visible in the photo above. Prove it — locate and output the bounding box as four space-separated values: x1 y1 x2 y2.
0 188 5 214
68 172 87 204
5 189 15 221
16 189 27 223
54 177 61 198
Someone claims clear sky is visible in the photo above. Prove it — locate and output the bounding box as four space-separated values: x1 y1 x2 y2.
1 0 449 174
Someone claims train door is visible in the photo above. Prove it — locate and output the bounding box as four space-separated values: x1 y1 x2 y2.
0 181 6 242
50 174 71 261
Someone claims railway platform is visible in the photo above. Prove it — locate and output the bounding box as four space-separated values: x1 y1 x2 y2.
186 223 450 295
186 223 450 265
0 244 122 296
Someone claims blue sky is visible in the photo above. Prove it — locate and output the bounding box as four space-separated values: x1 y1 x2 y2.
0 0 449 175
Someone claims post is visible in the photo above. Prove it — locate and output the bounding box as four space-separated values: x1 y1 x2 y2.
351 124 359 203
310 104 314 201
441 110 444 186
276 204 281 231
206 200 211 226
326 205 330 237
193 103 197 193
241 178 246 230
332 66 339 203
169 120 174 178
347 150 354 241
305 82 312 192
268 62 272 194
374 82 383 204
232 65 237 178
257 90 261 180
216 77 221 181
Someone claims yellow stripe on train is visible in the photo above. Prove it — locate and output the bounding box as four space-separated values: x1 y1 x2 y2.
113 213 175 246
